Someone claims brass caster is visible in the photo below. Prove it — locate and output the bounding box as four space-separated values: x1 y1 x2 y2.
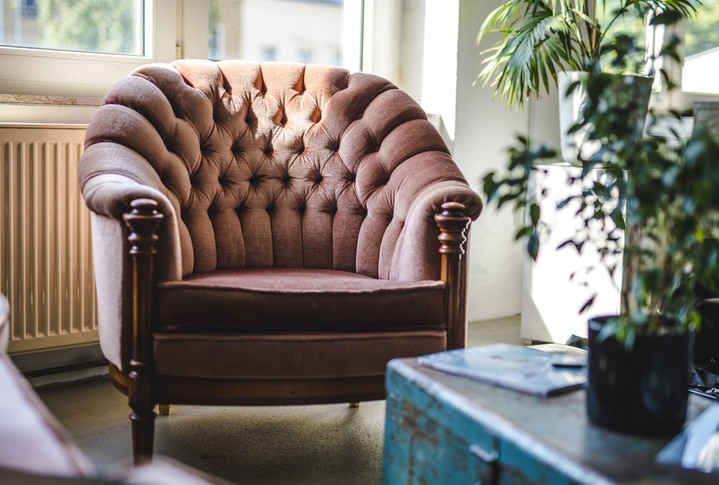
348 402 360 409
158 404 171 416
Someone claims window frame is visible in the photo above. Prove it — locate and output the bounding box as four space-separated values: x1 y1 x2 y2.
650 19 719 114
0 0 374 99
0 0 177 99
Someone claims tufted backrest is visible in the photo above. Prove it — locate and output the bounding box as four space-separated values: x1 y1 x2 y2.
83 60 473 279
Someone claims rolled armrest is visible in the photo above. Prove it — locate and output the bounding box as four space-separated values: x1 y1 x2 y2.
391 181 482 282
78 141 184 281
79 145 183 371
78 143 170 219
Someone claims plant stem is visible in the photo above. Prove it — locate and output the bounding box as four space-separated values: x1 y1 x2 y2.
622 222 639 317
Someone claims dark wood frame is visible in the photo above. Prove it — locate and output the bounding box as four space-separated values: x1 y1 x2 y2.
118 199 472 463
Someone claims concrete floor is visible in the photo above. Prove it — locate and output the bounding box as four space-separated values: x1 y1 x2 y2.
35 316 521 485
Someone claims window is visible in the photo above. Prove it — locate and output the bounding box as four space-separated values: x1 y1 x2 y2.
1 0 145 56
22 0 39 18
0 0 374 101
0 0 176 98
297 48 313 64
595 1 650 75
260 46 277 62
208 0 361 70
681 0 719 94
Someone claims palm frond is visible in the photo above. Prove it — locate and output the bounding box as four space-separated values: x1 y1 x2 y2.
476 0 700 109
478 7 584 109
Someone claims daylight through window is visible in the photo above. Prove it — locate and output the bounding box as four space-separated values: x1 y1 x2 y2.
682 0 719 94
209 0 347 67
0 0 145 56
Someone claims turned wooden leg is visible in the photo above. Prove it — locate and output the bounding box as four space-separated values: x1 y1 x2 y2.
158 404 171 416
349 402 360 408
124 199 163 463
131 410 155 463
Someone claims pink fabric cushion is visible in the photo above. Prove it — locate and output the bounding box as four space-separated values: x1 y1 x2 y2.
157 268 446 332
0 355 93 478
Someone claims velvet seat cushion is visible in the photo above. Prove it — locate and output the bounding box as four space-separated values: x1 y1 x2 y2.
156 268 446 332
153 267 448 379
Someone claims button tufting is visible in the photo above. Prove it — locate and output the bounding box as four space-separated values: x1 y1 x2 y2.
245 110 256 125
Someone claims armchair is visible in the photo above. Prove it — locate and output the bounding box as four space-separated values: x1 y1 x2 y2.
78 60 482 462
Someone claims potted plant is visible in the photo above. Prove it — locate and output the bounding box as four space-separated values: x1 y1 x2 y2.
482 34 719 434
476 0 700 110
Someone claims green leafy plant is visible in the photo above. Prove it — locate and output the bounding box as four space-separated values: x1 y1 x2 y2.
482 37 719 346
476 0 700 109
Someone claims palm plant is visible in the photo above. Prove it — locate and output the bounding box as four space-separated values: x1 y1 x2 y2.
477 0 700 109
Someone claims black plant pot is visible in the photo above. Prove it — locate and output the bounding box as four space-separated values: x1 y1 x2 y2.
586 316 691 436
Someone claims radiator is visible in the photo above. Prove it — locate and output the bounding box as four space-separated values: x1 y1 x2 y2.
0 124 97 354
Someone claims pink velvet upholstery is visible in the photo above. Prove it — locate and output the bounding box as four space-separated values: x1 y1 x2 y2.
78 60 482 460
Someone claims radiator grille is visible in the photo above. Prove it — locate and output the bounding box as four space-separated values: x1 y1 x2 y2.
0 125 97 353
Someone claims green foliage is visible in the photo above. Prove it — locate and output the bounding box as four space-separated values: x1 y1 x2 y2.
38 0 140 56
684 0 719 56
483 34 719 344
476 0 700 109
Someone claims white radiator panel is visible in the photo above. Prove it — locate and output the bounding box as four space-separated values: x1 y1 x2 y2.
0 125 97 353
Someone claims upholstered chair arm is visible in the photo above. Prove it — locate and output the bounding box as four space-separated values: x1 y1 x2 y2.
390 181 482 282
391 182 481 349
78 145 183 373
78 143 183 283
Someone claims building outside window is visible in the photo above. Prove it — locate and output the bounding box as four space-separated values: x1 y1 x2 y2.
259 45 276 62
208 0 346 67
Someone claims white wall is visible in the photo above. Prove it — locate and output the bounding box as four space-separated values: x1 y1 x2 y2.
394 0 532 323
452 0 527 322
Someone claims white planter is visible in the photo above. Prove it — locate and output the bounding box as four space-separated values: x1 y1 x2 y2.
558 71 653 163
558 72 590 163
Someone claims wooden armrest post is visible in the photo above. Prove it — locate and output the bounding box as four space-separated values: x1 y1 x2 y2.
123 199 163 463
435 202 471 350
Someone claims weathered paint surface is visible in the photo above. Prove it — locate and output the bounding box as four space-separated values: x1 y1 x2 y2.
382 358 715 485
